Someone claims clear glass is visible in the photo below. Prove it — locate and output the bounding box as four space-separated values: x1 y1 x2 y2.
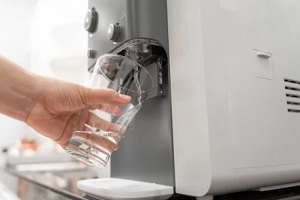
65 54 153 167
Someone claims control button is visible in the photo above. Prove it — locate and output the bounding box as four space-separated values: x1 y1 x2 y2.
84 8 97 33
107 23 121 42
87 49 97 58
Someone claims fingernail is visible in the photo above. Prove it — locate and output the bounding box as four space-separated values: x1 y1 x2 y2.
111 124 121 132
119 94 131 101
112 107 122 116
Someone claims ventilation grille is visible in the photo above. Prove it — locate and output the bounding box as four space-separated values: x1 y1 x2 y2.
284 78 300 113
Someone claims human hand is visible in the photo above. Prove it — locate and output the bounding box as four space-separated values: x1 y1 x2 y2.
25 76 131 150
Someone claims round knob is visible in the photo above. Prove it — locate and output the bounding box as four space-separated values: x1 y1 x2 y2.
87 49 97 58
84 8 97 33
107 23 121 42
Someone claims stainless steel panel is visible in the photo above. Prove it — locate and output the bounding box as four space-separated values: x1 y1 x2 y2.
87 0 174 187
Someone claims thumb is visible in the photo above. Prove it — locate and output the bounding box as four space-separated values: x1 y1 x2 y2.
81 87 131 106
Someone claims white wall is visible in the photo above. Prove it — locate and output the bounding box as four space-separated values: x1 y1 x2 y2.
0 0 38 149
0 0 38 193
29 0 89 84
0 0 89 193
27 0 89 150
0 0 89 149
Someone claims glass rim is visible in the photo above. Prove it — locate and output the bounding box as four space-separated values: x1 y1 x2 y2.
95 53 155 94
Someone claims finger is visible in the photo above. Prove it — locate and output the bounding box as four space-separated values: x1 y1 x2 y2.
121 130 127 138
77 111 121 151
58 111 120 150
55 109 120 148
55 112 82 148
65 131 118 152
83 88 131 106
89 132 119 151
87 112 121 133
89 105 122 116
86 113 121 151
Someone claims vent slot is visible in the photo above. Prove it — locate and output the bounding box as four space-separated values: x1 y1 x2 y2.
285 86 300 92
284 78 300 84
286 94 300 98
288 109 300 113
287 101 300 106
284 78 300 113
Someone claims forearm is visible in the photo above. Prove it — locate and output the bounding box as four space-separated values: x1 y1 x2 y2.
0 55 41 121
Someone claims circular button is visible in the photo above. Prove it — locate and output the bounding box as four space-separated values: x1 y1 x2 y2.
107 23 121 42
84 8 97 33
87 49 97 58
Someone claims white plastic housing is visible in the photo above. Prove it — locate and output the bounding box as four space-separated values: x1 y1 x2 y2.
168 0 300 197
77 178 173 200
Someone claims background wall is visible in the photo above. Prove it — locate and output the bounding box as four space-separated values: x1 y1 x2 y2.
0 0 89 192
29 0 89 83
0 0 38 153
0 0 89 151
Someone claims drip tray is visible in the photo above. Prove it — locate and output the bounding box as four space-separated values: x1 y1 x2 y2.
77 178 173 200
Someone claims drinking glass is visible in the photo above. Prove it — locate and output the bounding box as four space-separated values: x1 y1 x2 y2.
65 54 153 167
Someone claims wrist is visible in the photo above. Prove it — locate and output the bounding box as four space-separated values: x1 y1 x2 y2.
22 73 45 122
0 56 43 121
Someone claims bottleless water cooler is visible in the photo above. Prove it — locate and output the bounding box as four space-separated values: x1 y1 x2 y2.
168 0 300 199
78 0 300 199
